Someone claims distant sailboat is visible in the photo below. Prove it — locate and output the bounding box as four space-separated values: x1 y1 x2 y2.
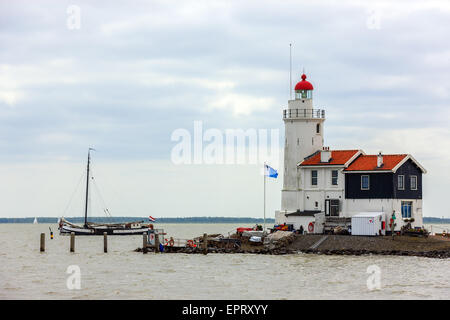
33 217 38 224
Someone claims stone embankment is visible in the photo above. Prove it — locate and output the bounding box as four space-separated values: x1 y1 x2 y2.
136 233 450 259
289 234 450 259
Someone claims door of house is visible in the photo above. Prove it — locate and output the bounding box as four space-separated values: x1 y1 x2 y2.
325 199 340 216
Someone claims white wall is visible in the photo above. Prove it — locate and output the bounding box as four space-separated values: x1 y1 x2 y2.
282 120 324 190
285 215 315 232
299 167 345 212
275 210 288 225
344 198 423 230
278 166 347 222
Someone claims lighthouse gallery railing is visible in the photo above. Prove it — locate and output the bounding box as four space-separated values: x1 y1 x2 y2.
283 109 325 119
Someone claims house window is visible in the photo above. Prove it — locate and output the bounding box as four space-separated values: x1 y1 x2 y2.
315 201 318 208
411 176 417 190
316 123 320 134
361 175 370 190
398 175 405 190
311 170 318 186
401 201 412 218
331 170 338 186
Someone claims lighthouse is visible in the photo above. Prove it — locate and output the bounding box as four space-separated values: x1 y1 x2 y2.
281 73 325 212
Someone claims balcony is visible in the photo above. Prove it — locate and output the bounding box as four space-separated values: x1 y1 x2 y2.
283 109 325 120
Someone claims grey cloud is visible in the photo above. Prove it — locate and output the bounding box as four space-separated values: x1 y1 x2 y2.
0 0 449 160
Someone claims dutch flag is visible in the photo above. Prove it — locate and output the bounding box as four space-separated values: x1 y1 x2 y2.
149 216 156 222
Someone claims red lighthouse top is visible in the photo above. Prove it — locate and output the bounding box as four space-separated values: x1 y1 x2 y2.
294 74 314 91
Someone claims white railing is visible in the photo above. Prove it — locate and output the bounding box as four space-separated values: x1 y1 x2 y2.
283 109 325 119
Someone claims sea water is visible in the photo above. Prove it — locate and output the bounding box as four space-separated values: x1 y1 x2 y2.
0 223 449 299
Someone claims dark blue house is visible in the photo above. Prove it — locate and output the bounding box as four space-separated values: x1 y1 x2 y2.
343 153 426 229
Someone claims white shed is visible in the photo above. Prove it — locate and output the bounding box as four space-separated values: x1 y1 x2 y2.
351 212 385 236
284 210 320 233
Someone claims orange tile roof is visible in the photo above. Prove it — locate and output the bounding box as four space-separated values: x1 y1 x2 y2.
299 150 360 166
344 154 407 172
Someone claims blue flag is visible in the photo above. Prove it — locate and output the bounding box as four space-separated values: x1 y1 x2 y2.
264 164 278 178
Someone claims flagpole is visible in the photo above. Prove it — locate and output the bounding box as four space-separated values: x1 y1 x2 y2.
264 162 266 233
289 43 292 100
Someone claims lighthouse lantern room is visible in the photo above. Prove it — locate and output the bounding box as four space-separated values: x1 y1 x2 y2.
294 73 314 100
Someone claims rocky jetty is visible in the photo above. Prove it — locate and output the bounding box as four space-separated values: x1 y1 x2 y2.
136 233 450 259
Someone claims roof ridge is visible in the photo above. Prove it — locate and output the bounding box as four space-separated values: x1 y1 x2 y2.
303 150 320 161
299 149 360 166
360 154 408 157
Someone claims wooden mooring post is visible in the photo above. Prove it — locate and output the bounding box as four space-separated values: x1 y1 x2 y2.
103 232 108 253
203 233 208 255
154 234 160 253
142 232 147 254
40 233 45 252
70 232 75 252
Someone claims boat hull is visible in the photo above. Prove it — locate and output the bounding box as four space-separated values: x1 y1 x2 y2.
60 225 149 236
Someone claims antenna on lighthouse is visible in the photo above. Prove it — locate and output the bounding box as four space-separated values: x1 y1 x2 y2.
289 43 292 100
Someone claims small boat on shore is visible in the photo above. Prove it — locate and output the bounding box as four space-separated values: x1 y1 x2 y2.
58 148 151 236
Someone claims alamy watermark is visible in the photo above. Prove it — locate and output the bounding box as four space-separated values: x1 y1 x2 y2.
366 264 381 290
366 7 382 30
67 5 81 30
66 265 81 290
170 121 280 168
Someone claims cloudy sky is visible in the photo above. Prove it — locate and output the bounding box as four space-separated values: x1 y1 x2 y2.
1 0 449 218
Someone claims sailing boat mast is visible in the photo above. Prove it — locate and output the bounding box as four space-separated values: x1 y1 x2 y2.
84 148 93 228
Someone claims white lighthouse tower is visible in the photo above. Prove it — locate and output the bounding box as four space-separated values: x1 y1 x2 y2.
280 73 325 213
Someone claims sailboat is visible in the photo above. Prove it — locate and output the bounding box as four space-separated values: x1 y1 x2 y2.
33 217 38 224
58 148 151 236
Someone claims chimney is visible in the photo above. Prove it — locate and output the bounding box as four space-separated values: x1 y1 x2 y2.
377 152 383 168
320 146 332 162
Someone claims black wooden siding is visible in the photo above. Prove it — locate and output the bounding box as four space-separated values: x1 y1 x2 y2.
393 159 422 199
345 172 394 199
345 159 422 199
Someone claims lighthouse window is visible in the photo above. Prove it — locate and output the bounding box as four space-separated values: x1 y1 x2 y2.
361 175 370 190
311 170 318 186
316 123 320 134
301 90 307 99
